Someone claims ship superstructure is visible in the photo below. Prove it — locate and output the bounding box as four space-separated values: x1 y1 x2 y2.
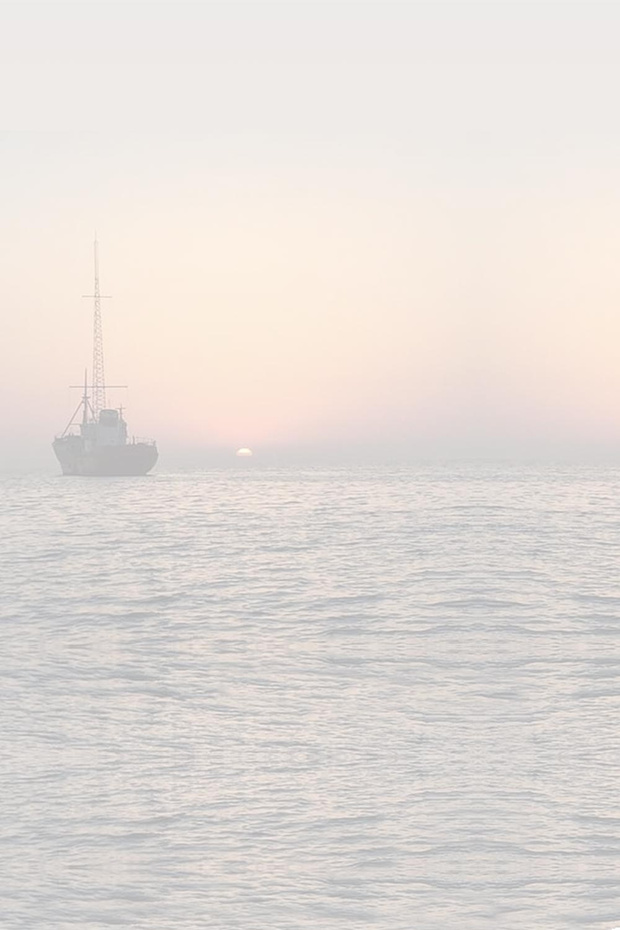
53 240 158 476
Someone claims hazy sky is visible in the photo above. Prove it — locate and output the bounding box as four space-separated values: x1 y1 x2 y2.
3 1 620 466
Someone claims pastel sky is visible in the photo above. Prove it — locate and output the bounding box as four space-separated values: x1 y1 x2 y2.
3 1 620 467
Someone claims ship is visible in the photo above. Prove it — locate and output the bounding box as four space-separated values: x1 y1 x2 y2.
53 239 158 476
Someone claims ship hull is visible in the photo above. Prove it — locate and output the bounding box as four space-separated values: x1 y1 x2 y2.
53 437 158 476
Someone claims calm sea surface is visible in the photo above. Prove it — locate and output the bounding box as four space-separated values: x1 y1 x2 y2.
2 464 620 930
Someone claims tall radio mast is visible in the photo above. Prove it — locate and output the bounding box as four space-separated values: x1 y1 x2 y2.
83 235 111 419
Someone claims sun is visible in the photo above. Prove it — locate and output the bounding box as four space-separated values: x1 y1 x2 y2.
236 447 253 457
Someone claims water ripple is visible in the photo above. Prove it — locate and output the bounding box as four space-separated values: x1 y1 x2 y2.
2 464 620 929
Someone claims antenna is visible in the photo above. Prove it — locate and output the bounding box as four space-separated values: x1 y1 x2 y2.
82 235 112 419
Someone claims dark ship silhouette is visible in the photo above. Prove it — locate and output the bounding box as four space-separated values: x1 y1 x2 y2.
53 240 158 476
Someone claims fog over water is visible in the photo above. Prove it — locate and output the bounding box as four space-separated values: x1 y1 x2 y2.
3 2 620 467
3 5 620 929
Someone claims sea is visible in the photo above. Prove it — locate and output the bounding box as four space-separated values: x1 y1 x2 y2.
2 463 620 930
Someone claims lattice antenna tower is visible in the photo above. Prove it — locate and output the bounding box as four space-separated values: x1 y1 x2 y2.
92 236 106 416
83 236 112 419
